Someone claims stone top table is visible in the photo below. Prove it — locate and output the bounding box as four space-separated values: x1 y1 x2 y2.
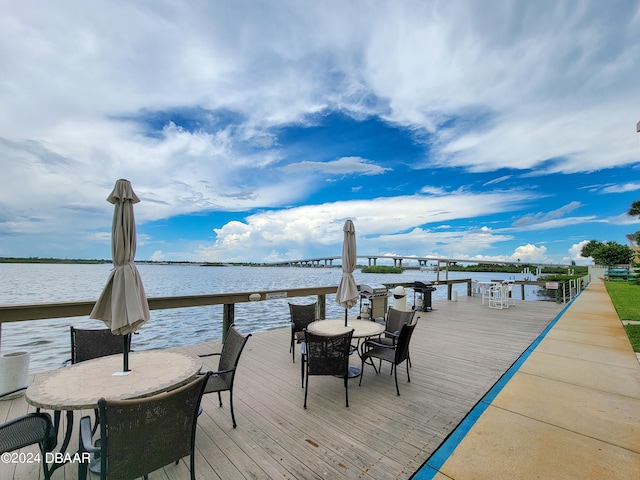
26 350 202 410
306 319 385 339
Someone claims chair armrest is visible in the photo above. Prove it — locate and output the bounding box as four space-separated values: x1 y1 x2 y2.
363 339 393 350
208 367 234 376
198 352 222 358
79 416 100 454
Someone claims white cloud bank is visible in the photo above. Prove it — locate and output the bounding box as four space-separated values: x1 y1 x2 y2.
1 1 639 263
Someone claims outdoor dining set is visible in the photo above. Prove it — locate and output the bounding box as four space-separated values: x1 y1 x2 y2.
1 302 418 480
478 280 517 309
289 302 419 408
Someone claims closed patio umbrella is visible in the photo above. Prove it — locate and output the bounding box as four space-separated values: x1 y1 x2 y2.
90 179 150 373
335 220 358 326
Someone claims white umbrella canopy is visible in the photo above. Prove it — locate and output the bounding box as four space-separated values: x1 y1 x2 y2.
335 219 358 326
90 179 150 371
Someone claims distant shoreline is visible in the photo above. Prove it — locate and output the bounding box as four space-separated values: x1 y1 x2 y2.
0 257 587 277
0 257 268 267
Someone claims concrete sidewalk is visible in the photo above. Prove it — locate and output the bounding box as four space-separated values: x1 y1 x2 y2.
416 278 640 479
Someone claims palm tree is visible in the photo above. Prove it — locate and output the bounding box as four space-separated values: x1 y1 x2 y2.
629 200 640 218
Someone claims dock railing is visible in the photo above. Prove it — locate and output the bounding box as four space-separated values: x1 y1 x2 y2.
0 280 476 344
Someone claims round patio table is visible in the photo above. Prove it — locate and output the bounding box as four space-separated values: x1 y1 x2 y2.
306 319 385 378
25 350 202 473
26 350 201 410
306 319 384 339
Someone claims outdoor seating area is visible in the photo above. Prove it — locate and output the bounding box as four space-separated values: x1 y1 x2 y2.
1 296 566 479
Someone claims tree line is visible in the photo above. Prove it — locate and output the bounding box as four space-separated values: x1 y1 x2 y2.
579 200 639 266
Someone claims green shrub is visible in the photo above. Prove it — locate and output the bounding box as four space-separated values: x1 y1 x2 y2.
360 265 404 274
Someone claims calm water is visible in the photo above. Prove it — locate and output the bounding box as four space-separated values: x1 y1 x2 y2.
0 263 540 372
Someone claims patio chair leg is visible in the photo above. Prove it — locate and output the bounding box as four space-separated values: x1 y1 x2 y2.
218 391 223 408
229 391 237 428
344 376 349 408
394 365 400 396
304 379 309 409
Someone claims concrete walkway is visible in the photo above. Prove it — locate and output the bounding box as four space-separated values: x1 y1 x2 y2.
415 278 640 479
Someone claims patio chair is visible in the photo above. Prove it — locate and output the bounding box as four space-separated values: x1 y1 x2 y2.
488 283 508 309
78 372 210 480
198 324 252 428
359 322 416 396
504 281 516 306
289 302 317 363
378 307 414 347
0 412 56 480
303 329 354 408
64 326 129 435
376 308 416 369
66 326 126 365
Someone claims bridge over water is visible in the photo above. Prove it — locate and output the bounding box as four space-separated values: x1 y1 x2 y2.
270 255 572 269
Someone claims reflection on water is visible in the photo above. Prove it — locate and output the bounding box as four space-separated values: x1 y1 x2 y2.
0 263 539 372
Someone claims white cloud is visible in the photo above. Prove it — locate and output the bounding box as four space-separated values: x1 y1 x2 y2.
1 1 639 262
194 190 530 262
600 182 640 194
567 240 593 266
281 156 389 175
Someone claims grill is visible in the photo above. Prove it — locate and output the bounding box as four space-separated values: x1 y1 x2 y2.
413 281 436 312
359 284 388 320
360 284 388 298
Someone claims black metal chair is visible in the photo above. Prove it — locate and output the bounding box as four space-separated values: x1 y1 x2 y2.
289 302 317 363
66 326 126 365
198 324 252 428
378 308 415 346
303 329 354 408
78 373 210 480
64 326 129 435
0 412 56 480
359 322 417 396
377 308 416 368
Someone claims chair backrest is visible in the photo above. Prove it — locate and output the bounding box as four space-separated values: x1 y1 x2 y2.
385 308 414 337
71 327 125 364
97 373 209 480
0 412 56 454
289 302 317 332
394 323 417 365
304 329 354 376
218 325 252 385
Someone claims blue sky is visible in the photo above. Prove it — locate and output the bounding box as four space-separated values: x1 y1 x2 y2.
1 0 639 266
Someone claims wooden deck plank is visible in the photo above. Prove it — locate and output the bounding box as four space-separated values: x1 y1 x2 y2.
1 296 563 479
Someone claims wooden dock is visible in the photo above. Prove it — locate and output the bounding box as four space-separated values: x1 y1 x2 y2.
1 296 564 479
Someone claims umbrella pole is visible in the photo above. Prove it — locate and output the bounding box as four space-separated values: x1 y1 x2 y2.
123 334 130 372
344 308 348 327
